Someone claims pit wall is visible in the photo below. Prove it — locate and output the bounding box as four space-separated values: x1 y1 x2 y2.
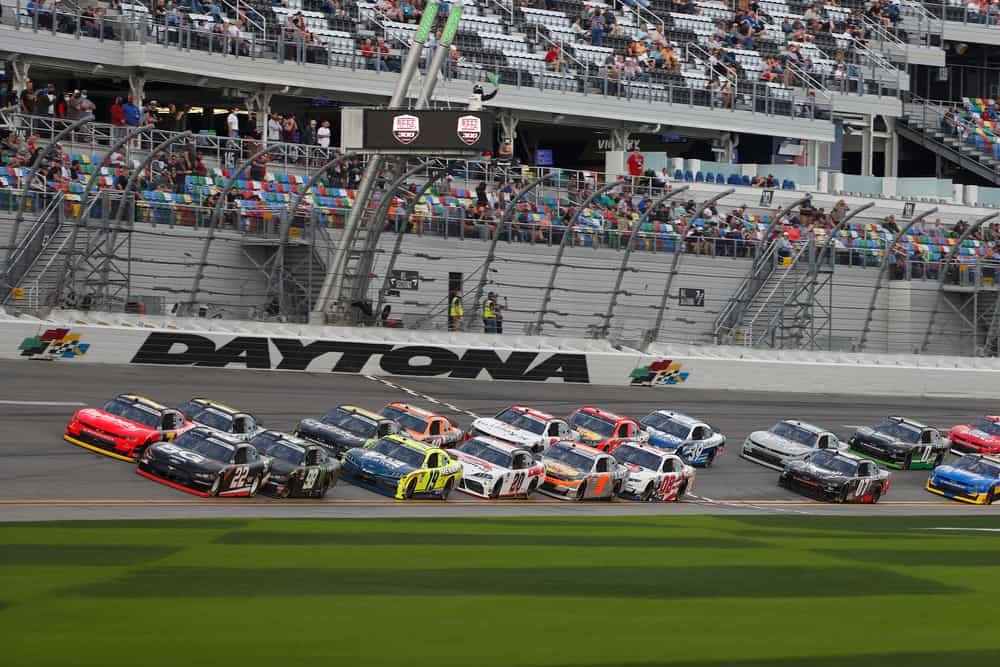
3 313 1000 399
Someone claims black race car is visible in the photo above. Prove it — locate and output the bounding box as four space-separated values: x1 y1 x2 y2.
136 427 270 497
848 416 949 470
779 449 891 504
251 430 341 498
295 405 399 457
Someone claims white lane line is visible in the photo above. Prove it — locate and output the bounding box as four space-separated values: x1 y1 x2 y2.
363 376 480 419
688 493 812 516
0 400 86 406
917 528 1000 533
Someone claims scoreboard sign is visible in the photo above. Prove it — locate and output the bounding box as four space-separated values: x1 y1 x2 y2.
364 110 494 151
389 270 420 290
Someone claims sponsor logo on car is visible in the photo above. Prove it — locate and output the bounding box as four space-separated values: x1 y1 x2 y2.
629 359 689 386
19 328 90 359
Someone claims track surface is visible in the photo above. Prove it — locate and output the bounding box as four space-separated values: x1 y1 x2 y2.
1 359 997 520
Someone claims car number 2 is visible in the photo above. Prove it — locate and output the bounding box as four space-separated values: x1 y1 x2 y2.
302 468 320 490
231 465 250 488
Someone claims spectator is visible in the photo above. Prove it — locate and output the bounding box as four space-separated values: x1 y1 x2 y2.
123 96 141 127
110 96 126 140
544 44 567 72
302 119 317 146
590 8 604 46
317 120 332 148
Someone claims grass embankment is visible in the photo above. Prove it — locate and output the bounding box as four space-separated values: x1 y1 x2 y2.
2 515 1000 666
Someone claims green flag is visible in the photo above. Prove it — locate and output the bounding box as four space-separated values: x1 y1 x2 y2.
487 72 500 86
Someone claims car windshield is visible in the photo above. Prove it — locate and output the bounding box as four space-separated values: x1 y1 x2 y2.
875 419 922 443
807 450 857 476
369 437 426 468
262 441 305 465
320 408 378 438
381 406 430 434
186 407 232 431
969 417 1000 437
640 413 691 439
494 408 546 435
771 422 817 447
545 443 595 470
101 398 160 428
950 456 1000 477
175 431 235 462
457 438 512 467
613 444 662 470
569 411 616 438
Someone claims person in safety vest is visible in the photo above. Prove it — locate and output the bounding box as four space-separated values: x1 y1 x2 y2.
448 290 463 331
483 291 498 334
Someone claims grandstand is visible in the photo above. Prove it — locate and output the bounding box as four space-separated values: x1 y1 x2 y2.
1 0 1000 357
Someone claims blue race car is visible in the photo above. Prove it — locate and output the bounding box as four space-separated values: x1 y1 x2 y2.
638 410 726 467
925 454 1000 505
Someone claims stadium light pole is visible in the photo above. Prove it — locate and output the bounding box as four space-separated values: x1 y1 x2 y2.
375 167 451 318
856 207 938 352
97 130 193 308
643 187 735 351
467 172 556 331
314 3 440 325
6 114 94 270
919 211 999 353
599 184 689 338
532 179 624 336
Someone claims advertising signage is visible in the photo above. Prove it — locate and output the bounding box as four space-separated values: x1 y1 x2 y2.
363 110 495 152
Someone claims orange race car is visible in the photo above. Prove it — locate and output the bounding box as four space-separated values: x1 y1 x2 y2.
380 402 466 447
567 406 647 453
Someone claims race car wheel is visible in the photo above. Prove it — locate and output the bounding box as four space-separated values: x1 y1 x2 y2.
986 489 995 505
903 453 913 470
640 482 655 502
526 479 538 498
404 478 418 500
870 488 881 504
440 478 454 501
838 487 850 504
249 476 260 497
208 476 221 497
574 481 587 501
933 452 945 468
489 479 503 500
704 450 716 467
316 480 330 499
675 482 688 502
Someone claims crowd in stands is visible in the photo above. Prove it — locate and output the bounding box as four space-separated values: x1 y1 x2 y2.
940 97 1000 163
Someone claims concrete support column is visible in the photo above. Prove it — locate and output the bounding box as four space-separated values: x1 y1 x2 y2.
11 59 31 98
883 116 899 178
605 127 631 179
128 74 145 110
497 110 517 161
860 115 874 177
245 90 272 146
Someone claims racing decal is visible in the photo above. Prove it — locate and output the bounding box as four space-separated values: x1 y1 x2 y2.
917 446 935 463
392 114 420 144
19 328 90 359
131 333 590 383
457 115 482 145
629 359 689 386
855 478 872 498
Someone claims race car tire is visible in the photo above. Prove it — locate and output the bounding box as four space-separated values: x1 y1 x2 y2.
525 478 538 498
933 452 945 468
404 478 418 500
489 479 503 500
208 476 221 497
986 489 995 505
903 453 913 470
249 476 260 497
278 484 292 499
440 478 454 501
675 482 688 502
640 482 654 502
704 450 716 467
870 488 881 504
316 479 330 499
838 487 850 504
574 481 587 501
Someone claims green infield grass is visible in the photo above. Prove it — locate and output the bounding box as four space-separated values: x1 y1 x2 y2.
2 515 1000 666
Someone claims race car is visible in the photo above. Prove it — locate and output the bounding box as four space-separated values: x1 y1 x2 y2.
380 402 465 446
925 454 1000 504
341 434 462 500
945 416 1000 456
64 394 192 462
469 405 578 454
779 449 890 503
250 430 341 498
539 441 628 501
848 416 948 469
611 441 695 501
638 410 726 467
741 419 845 471
566 406 646 453
448 435 545 499
295 405 399 457
136 426 270 497
177 397 264 441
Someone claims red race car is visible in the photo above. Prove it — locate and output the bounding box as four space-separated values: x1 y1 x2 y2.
64 394 192 462
566 406 645 453
947 416 1000 455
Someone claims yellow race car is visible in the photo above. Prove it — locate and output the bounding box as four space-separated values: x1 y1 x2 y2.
341 434 463 499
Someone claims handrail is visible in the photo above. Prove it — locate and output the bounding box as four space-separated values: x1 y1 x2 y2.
744 241 809 332
713 240 777 340
861 14 907 60
3 191 65 289
22 223 75 308
534 24 586 73
610 0 663 34
685 42 738 96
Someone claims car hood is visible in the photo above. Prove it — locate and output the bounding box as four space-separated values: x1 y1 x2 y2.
856 427 911 449
542 459 585 479
147 444 225 474
345 449 417 477
575 428 608 445
472 418 540 446
297 419 367 446
785 459 847 482
748 431 811 455
450 450 504 477
951 426 1000 445
933 464 996 487
76 408 156 437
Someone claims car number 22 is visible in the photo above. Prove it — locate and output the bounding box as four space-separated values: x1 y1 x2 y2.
230 465 251 488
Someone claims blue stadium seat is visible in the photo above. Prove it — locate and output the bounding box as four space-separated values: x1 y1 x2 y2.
717 173 725 184
727 174 740 185
782 180 795 190
695 172 704 182
684 170 693 181
741 175 751 186
705 173 715 183
674 169 684 180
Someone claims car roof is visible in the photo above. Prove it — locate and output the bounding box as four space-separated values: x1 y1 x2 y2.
884 415 929 429
649 410 701 426
386 402 441 420
575 406 630 423
812 448 865 464
189 397 241 415
779 419 829 435
186 426 243 447
548 440 604 458
120 394 168 411
257 430 311 449
340 405 387 421
509 405 555 421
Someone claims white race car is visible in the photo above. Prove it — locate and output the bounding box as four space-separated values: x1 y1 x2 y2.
611 442 696 501
177 398 264 442
449 435 545 499
469 405 578 455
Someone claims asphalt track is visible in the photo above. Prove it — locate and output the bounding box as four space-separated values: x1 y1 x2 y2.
1 359 997 521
